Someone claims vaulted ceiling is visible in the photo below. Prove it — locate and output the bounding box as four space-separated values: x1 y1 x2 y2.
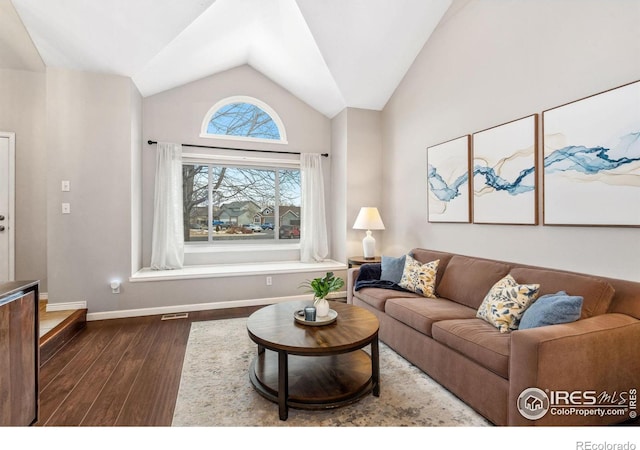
2 0 451 117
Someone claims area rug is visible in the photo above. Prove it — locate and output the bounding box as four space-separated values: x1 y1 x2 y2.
171 318 492 427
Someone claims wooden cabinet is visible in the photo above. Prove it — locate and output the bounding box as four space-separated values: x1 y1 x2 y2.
0 281 39 426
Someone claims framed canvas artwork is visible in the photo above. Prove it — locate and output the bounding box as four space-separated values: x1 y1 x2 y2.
543 80 640 226
472 114 538 225
426 135 471 223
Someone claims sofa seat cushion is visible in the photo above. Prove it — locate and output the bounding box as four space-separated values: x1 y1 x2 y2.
385 297 477 336
509 267 615 319
436 255 511 310
353 287 422 312
432 318 511 379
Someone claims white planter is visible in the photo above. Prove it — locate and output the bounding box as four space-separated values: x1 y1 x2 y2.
314 297 330 317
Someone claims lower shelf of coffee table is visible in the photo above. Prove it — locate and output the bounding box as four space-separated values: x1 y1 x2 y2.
250 349 373 410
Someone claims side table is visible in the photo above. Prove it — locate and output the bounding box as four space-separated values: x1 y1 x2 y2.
348 255 381 268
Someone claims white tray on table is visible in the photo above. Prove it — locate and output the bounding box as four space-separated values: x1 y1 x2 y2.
293 308 338 326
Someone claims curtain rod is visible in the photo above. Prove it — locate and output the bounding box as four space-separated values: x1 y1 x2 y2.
147 140 328 157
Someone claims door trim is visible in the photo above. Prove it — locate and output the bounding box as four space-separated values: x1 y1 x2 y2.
1 131 15 281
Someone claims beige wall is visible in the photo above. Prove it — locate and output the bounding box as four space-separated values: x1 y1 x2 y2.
130 81 143 274
25 64 342 315
346 109 384 261
330 108 384 264
12 0 638 317
330 109 348 263
87 65 340 316
142 65 333 265
46 68 140 310
0 68 47 289
381 0 640 281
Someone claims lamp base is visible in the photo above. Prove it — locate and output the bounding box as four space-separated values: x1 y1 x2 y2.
362 230 376 259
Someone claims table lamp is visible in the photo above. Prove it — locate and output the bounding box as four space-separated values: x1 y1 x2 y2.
352 207 385 259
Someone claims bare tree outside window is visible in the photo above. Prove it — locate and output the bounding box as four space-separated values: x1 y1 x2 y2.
207 103 280 140
184 100 299 242
184 165 301 242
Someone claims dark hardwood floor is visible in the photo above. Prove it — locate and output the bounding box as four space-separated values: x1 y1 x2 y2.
37 302 639 428
36 306 262 426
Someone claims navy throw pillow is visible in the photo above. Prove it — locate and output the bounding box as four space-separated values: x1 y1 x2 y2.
519 291 583 330
380 254 407 284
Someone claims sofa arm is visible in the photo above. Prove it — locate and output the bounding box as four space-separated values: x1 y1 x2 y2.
508 313 640 426
346 268 361 304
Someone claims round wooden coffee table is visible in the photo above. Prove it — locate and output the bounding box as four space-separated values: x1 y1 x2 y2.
246 300 380 420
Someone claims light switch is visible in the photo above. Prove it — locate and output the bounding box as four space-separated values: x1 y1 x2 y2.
62 203 71 214
62 180 70 192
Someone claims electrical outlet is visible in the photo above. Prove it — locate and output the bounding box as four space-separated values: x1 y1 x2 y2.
62 203 71 214
266 276 272 286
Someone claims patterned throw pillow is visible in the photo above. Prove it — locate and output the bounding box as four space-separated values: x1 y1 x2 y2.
476 274 540 333
398 254 439 298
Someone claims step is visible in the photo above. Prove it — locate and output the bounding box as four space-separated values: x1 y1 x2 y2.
39 309 87 365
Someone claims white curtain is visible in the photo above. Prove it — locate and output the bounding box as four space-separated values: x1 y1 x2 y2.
300 153 328 262
151 142 184 270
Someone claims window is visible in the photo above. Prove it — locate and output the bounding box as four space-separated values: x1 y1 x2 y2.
188 96 296 247
183 162 301 244
200 96 287 144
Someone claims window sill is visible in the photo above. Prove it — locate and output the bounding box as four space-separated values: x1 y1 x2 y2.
129 260 347 282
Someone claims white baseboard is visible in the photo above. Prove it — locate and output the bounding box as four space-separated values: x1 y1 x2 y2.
39 292 48 301
46 301 87 312
86 290 347 322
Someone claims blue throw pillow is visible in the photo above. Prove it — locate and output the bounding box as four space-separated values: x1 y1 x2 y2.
380 254 407 283
518 291 583 330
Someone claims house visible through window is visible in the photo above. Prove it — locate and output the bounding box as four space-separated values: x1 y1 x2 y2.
183 164 301 243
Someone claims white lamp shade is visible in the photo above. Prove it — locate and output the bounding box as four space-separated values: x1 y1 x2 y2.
352 207 385 230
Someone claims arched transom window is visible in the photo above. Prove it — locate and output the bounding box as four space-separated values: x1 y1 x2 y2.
200 96 287 144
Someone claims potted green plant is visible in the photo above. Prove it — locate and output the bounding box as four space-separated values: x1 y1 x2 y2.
300 271 345 317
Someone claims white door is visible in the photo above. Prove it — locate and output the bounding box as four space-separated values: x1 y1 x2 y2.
0 132 15 283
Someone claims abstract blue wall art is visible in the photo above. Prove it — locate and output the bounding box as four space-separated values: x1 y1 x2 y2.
472 115 538 224
427 135 470 223
543 80 640 226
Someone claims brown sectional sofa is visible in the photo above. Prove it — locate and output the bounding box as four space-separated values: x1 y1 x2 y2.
347 248 640 426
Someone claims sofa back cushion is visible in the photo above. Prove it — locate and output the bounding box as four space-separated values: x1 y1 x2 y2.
509 267 615 319
605 277 640 320
410 248 454 289
436 255 510 309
